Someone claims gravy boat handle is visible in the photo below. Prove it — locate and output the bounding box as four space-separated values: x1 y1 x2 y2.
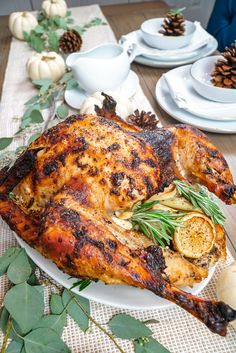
121 39 141 63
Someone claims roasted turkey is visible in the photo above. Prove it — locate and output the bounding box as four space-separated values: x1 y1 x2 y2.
0 98 236 337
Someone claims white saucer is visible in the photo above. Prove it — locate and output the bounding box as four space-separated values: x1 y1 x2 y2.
65 70 139 110
135 37 217 68
155 72 236 134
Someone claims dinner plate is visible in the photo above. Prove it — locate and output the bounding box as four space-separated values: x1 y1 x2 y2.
134 37 217 68
163 65 236 121
64 70 139 110
15 234 215 310
155 73 236 134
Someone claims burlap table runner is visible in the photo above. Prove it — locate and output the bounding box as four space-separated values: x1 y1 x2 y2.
0 5 235 353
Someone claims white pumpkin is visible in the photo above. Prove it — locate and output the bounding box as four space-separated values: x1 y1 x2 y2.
80 92 134 119
216 261 236 329
42 0 67 18
27 52 66 82
9 12 38 40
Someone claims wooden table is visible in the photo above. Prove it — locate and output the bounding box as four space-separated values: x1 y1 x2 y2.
0 1 235 258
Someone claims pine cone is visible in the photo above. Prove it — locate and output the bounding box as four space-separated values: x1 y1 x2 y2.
59 29 83 54
127 110 158 130
159 8 185 36
211 44 236 88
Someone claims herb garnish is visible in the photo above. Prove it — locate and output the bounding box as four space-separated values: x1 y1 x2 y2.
174 180 225 226
70 278 92 291
131 200 186 247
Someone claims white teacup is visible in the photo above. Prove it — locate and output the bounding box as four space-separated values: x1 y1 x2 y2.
66 43 136 94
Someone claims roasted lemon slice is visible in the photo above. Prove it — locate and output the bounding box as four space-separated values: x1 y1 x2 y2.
173 212 216 259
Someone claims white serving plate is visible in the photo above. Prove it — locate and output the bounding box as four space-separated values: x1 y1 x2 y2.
155 66 236 133
15 234 215 310
134 36 217 68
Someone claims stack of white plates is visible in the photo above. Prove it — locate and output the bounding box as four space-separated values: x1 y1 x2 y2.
120 23 218 68
155 65 236 134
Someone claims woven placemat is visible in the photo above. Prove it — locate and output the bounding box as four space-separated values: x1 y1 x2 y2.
0 5 235 353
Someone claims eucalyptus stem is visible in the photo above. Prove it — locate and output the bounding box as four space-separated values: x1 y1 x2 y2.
69 290 126 353
0 317 12 353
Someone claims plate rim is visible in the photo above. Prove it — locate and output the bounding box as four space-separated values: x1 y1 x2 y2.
134 37 218 68
155 67 236 134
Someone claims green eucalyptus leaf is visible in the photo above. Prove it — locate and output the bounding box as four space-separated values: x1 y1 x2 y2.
25 96 39 106
0 137 13 151
66 18 74 24
34 313 66 336
0 308 24 343
23 103 41 118
20 118 31 129
5 340 23 353
66 79 78 90
34 25 45 34
60 72 73 83
33 79 53 87
4 282 44 333
28 133 41 145
109 314 152 339
134 337 170 353
40 94 53 109
24 328 70 353
23 31 30 42
0 247 20 275
29 110 44 124
48 32 59 52
62 289 89 332
72 26 84 35
33 285 44 298
50 294 64 314
29 32 45 53
56 104 69 119
0 306 10 334
7 249 32 284
66 10 72 17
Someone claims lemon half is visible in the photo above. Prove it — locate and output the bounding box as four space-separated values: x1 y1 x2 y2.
173 212 216 259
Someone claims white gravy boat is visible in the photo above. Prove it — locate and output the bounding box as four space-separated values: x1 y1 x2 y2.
66 43 137 94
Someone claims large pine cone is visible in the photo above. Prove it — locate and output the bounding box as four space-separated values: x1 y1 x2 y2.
127 110 158 130
159 12 185 36
211 44 236 88
59 29 83 54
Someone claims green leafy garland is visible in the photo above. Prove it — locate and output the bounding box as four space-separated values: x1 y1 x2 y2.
0 10 106 166
24 10 106 53
0 247 170 353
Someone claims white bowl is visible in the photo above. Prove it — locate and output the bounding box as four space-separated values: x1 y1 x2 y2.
140 18 196 50
191 56 236 103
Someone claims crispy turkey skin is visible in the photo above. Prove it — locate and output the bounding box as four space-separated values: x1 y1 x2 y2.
0 113 236 336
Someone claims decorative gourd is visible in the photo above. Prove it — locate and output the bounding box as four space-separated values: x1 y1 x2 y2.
80 92 134 119
27 52 66 82
216 261 236 329
42 0 67 18
9 12 38 40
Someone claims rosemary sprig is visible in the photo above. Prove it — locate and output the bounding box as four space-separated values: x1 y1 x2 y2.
70 278 92 291
131 201 186 247
174 180 225 226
